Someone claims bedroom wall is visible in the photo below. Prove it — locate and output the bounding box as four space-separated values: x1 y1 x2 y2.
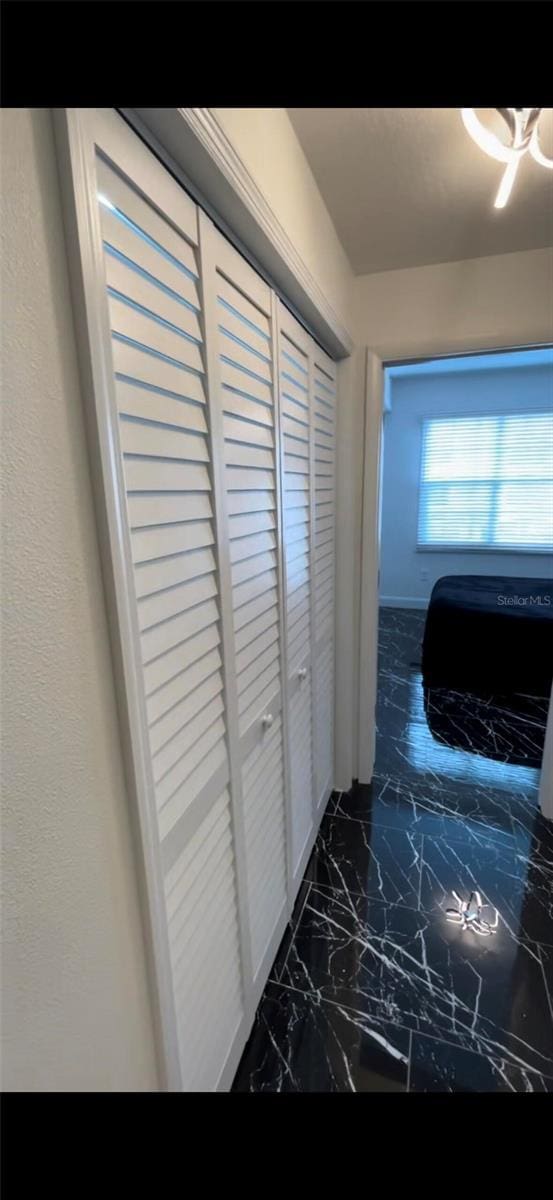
379 351 553 610
352 246 553 361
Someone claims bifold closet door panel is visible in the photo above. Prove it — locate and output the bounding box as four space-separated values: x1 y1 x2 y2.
204 223 288 981
97 155 246 1089
311 341 337 809
95 158 231 837
277 303 315 878
64 111 248 1091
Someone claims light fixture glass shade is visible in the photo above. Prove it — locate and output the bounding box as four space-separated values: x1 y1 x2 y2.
461 108 524 164
529 124 553 168
461 108 553 208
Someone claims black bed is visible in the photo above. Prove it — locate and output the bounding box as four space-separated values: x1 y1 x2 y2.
421 574 553 697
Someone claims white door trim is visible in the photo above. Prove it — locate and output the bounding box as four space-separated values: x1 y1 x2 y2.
119 108 354 362
358 350 384 784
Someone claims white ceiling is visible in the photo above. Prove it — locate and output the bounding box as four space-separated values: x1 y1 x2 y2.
287 108 553 275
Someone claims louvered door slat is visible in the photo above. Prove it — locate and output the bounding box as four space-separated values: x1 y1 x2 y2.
108 292 203 373
112 339 206 405
104 250 202 342
117 380 207 435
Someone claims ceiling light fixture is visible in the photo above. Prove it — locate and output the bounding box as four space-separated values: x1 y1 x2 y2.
461 108 553 209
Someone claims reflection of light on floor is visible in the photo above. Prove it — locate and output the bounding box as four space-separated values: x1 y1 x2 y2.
446 890 499 936
406 679 539 791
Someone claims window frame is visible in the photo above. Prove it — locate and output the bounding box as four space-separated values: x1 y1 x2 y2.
416 407 553 555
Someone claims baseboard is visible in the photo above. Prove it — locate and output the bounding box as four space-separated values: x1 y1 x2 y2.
380 595 428 611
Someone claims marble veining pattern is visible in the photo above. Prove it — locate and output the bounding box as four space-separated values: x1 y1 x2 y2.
233 606 553 1092
233 981 410 1093
277 884 553 1076
304 813 422 909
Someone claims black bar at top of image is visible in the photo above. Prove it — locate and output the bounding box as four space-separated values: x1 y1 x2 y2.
1 1 553 109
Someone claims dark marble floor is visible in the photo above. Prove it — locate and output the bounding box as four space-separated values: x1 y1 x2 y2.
233 606 553 1092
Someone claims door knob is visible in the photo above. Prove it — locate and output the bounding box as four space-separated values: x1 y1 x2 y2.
298 668 307 681
262 713 274 729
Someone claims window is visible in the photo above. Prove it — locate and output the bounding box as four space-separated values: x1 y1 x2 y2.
417 412 553 551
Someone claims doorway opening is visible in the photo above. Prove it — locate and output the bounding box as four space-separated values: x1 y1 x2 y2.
359 345 553 796
375 344 552 798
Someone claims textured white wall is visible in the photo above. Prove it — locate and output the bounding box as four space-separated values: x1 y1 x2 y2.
214 108 354 332
1 108 159 1091
352 247 553 361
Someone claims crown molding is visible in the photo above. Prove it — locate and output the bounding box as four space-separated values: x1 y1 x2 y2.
121 107 353 360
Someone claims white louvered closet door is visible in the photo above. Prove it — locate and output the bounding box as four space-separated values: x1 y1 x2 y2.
201 219 289 997
277 302 315 886
60 107 341 1093
310 341 337 810
79 115 249 1093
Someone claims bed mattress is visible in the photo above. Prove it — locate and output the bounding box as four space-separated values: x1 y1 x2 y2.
421 574 553 697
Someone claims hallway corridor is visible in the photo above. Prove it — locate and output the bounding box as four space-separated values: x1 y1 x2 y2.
233 608 553 1091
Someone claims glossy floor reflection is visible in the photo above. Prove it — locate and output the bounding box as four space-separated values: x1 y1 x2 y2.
233 607 553 1092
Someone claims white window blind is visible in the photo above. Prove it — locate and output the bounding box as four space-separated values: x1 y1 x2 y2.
417 412 553 551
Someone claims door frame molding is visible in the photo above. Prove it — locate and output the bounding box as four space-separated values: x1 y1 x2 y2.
358 350 384 784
